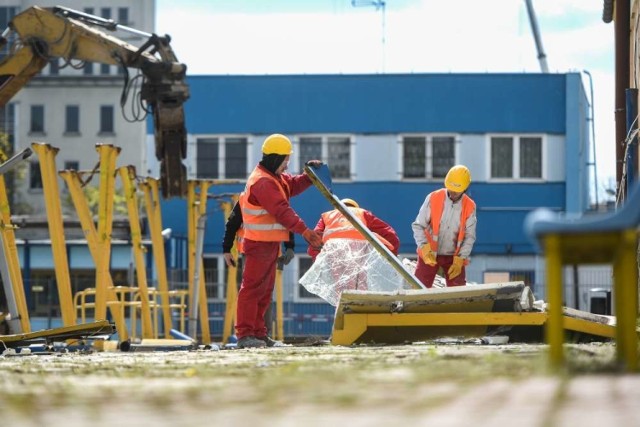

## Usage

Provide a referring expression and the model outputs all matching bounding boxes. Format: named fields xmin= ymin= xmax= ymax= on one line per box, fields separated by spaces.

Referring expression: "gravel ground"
xmin=1 ymin=342 xmax=639 ymax=427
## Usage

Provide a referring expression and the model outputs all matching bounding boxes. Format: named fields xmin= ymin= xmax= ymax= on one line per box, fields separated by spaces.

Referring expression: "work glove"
xmin=278 ymin=248 xmax=295 ymax=266
xmin=418 ymin=244 xmax=437 ymax=266
xmin=305 ymin=160 xmax=324 ymax=169
xmin=302 ymin=228 xmax=323 ymax=250
xmin=223 ymin=253 xmax=237 ymax=268
xmin=447 ymin=256 xmax=465 ymax=279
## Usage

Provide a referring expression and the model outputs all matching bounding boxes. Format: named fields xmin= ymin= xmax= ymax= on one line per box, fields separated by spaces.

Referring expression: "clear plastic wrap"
xmin=299 ymin=239 xmax=416 ymax=306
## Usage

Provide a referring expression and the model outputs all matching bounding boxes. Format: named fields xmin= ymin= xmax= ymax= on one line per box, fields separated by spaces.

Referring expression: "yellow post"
xmin=140 ymin=178 xmax=172 ymax=337
xmin=59 ymin=170 xmax=128 ymax=342
xmin=0 ymin=170 xmax=30 ymax=332
xmin=196 ymin=181 xmax=212 ymax=344
xmin=613 ymin=229 xmax=639 ymax=371
xmin=31 ymin=143 xmax=75 ymax=326
xmin=186 ymin=180 xmax=196 ymax=332
xmin=94 ymin=144 xmax=119 ymax=321
xmin=118 ymin=166 xmax=154 ymax=339
xmin=221 ymin=198 xmax=238 ymax=344
xmin=275 ymin=256 xmax=284 ymax=341
xmin=543 ymin=234 xmax=564 ymax=369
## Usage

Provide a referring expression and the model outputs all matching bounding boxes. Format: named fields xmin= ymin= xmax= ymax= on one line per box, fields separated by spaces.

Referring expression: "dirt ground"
xmin=1 ymin=341 xmax=639 ymax=427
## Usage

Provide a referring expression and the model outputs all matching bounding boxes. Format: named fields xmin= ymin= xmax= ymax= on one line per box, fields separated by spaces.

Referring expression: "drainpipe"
xmin=614 ymin=0 xmax=630 ymax=199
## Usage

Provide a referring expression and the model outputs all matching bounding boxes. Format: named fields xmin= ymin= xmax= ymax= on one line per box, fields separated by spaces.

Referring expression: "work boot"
xmin=257 ymin=336 xmax=285 ymax=347
xmin=237 ymin=336 xmax=266 ymax=349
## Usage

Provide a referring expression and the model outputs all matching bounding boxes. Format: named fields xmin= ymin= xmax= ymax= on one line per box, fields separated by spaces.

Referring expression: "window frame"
xmin=399 ymin=133 xmax=458 ymax=181
xmin=195 ymin=135 xmax=250 ymax=180
xmin=293 ymin=134 xmax=354 ymax=181
xmin=29 ymin=105 xmax=45 ymax=134
xmin=65 ymin=105 xmax=80 ymax=135
xmin=487 ymin=134 xmax=545 ymax=181
xmin=29 ymin=161 xmax=43 ymax=190
xmin=99 ymin=105 xmax=115 ymax=134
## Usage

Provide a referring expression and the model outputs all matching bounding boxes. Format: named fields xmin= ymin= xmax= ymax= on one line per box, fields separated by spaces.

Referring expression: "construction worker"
xmin=307 ymin=198 xmax=400 ymax=260
xmin=236 ymin=133 xmax=323 ymax=349
xmin=412 ymin=165 xmax=477 ymax=288
xmin=222 ymin=200 xmax=295 ymax=340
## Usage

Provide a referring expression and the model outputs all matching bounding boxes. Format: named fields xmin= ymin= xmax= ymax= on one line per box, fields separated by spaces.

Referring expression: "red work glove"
xmin=302 ymin=228 xmax=323 ymax=250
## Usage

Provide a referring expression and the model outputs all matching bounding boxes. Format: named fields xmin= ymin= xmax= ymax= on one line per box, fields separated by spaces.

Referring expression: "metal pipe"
xmin=524 ymin=0 xmax=549 ymax=73
xmin=583 ymin=70 xmax=599 ymax=208
xmin=614 ymin=0 xmax=631 ymax=199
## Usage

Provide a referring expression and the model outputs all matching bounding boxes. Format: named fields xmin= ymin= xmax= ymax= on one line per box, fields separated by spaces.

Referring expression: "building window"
xmin=64 ymin=160 xmax=79 ymax=171
xmin=0 ymin=7 xmax=18 ymax=58
xmin=49 ymin=59 xmax=59 ymax=75
xmin=117 ymin=7 xmax=129 ymax=25
xmin=298 ymin=136 xmax=351 ymax=179
xmin=100 ymin=8 xmax=111 ymax=19
xmin=196 ymin=136 xmax=248 ymax=179
xmin=0 ymin=103 xmax=16 ymax=144
xmin=65 ymin=105 xmax=80 ymax=134
xmin=30 ymin=105 xmax=44 ymax=133
xmin=490 ymin=135 xmax=543 ymax=179
xmin=83 ymin=62 xmax=93 ymax=75
xmin=402 ymin=135 xmax=455 ymax=179
xmin=100 ymin=63 xmax=110 ymax=75
xmin=83 ymin=7 xmax=94 ymax=15
xmin=99 ymin=105 xmax=114 ymax=134
xmin=297 ymin=257 xmax=322 ymax=300
xmin=29 ymin=162 xmax=42 ymax=189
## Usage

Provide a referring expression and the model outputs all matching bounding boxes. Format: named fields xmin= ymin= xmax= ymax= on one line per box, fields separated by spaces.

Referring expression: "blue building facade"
xmin=147 ymin=72 xmax=591 ymax=338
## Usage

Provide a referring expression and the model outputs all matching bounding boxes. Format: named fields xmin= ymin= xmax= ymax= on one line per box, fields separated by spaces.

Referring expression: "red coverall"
xmin=236 ymin=165 xmax=311 ymax=339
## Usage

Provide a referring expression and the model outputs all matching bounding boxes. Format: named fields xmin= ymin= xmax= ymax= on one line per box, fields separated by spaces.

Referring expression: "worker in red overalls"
xmin=236 ymin=134 xmax=323 ymax=349
xmin=412 ymin=165 xmax=477 ymax=288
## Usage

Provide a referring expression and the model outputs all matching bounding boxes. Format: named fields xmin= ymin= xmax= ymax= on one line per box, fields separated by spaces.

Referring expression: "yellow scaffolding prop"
xmin=220 ymin=196 xmax=239 ymax=344
xmin=31 ymin=143 xmax=75 ymax=326
xmin=0 ymin=160 xmax=30 ymax=332
xmin=186 ymin=180 xmax=211 ymax=344
xmin=59 ymin=168 xmax=128 ymax=342
xmin=140 ymin=178 xmax=172 ymax=337
xmin=118 ymin=165 xmax=154 ymax=339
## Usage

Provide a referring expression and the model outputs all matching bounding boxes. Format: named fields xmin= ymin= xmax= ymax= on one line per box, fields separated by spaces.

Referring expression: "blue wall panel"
xmin=160 ymin=181 xmax=565 ymax=259
xmin=174 ymin=74 xmax=566 ymax=135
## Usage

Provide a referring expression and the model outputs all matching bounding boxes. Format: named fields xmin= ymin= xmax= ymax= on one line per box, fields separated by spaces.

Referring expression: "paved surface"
xmin=0 ymin=343 xmax=638 ymax=427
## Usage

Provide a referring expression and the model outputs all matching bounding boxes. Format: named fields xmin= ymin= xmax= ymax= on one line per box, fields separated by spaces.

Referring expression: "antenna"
xmin=351 ymin=0 xmax=386 ymax=72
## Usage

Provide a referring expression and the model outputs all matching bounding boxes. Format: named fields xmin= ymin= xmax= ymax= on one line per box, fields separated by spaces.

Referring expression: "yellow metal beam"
xmin=220 ymin=198 xmax=239 ymax=345
xmin=141 ymin=178 xmax=172 ymax=337
xmin=0 ymin=171 xmax=30 ymax=332
xmin=59 ymin=170 xmax=128 ymax=342
xmin=31 ymin=143 xmax=75 ymax=326
xmin=195 ymin=181 xmax=212 ymax=344
xmin=118 ymin=166 xmax=154 ymax=339
xmin=331 ymin=312 xmax=548 ymax=346
xmin=94 ymin=144 xmax=119 ymax=321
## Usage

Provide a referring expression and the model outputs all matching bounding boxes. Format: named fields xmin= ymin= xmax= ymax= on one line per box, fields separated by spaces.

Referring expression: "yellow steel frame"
xmin=31 ymin=143 xmax=75 ymax=326
xmin=330 ymin=311 xmax=620 ymax=347
xmin=59 ymin=168 xmax=128 ymax=341
xmin=220 ymin=197 xmax=239 ymax=345
xmin=118 ymin=165 xmax=153 ymax=338
xmin=94 ymin=144 xmax=119 ymax=320
xmin=0 ymin=169 xmax=30 ymax=332
xmin=140 ymin=178 xmax=173 ymax=337
xmin=186 ymin=180 xmax=211 ymax=344
xmin=542 ymin=231 xmax=639 ymax=371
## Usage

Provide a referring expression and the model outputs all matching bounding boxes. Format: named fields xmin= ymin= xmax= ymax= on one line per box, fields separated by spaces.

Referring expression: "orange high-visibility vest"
xmin=424 ymin=188 xmax=475 ymax=256
xmin=239 ymin=168 xmax=290 ymax=242
xmin=321 ymin=208 xmax=394 ymax=251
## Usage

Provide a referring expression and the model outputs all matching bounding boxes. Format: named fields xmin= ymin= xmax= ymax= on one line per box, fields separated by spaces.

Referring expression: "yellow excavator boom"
xmin=0 ymin=5 xmax=189 ymax=197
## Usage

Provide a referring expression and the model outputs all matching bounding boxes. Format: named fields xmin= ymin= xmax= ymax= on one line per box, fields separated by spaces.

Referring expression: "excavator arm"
xmin=0 ymin=5 xmax=189 ymax=197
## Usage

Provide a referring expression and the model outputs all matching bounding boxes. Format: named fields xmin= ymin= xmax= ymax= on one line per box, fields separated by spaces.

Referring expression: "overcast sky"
xmin=156 ymin=0 xmax=616 ymax=198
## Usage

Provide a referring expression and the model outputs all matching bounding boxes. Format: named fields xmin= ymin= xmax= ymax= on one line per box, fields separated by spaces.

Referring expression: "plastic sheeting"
xmin=299 ymin=239 xmax=416 ymax=306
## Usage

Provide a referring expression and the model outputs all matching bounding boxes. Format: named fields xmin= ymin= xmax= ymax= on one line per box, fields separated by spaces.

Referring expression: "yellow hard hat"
xmin=262 ymin=134 xmax=293 ymax=155
xmin=341 ymin=198 xmax=359 ymax=208
xmin=444 ymin=165 xmax=471 ymax=193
